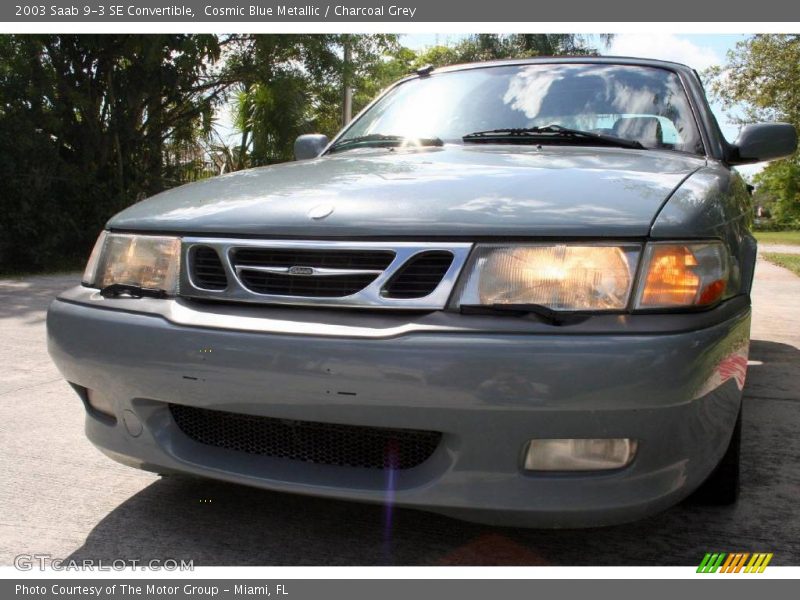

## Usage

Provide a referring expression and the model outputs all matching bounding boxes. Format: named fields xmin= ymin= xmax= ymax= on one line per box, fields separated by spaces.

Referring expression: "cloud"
xmin=607 ymin=34 xmax=721 ymax=71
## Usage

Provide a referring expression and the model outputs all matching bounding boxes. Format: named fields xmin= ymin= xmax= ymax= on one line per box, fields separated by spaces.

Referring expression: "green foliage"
xmin=224 ymin=34 xmax=399 ymax=166
xmin=753 ymin=231 xmax=800 ymax=245
xmin=753 ymin=159 xmax=800 ymax=227
xmin=708 ymin=35 xmax=800 ymax=125
xmin=220 ymin=33 xmax=607 ymax=165
xmin=428 ymin=34 xmax=605 ymax=65
xmin=0 ymin=34 xmax=224 ymax=271
xmin=762 ymin=252 xmax=800 ymax=277
xmin=708 ymin=35 xmax=800 ymax=227
xmin=0 ymin=33 xmax=606 ymax=273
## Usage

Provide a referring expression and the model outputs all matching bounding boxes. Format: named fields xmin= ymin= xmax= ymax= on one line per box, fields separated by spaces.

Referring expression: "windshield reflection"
xmin=338 ymin=64 xmax=703 ymax=154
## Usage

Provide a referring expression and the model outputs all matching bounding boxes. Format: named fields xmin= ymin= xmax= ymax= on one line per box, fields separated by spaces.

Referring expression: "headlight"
xmin=455 ymin=244 xmax=641 ymax=311
xmin=82 ymin=232 xmax=181 ymax=295
xmin=454 ymin=241 xmax=731 ymax=313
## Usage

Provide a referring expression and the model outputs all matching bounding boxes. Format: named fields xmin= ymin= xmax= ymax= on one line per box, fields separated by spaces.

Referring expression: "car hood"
xmin=109 ymin=145 xmax=705 ymax=238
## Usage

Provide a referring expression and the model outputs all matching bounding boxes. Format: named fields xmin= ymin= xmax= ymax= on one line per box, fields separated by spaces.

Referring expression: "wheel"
xmin=687 ymin=406 xmax=741 ymax=505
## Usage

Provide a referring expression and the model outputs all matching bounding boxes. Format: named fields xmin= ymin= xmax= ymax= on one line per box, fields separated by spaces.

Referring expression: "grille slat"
xmin=383 ymin=251 xmax=454 ymax=299
xmin=190 ymin=246 xmax=228 ymax=290
xmin=234 ymin=249 xmax=395 ymax=270
xmin=238 ymin=271 xmax=377 ymax=297
xmin=169 ymin=404 xmax=442 ymax=470
xmin=232 ymin=248 xmax=395 ymax=298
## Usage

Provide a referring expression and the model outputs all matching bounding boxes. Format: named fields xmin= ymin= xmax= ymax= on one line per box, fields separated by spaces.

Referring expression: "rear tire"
xmin=687 ymin=406 xmax=741 ymax=505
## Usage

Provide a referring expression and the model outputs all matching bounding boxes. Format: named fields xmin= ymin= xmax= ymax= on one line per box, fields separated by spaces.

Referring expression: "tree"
xmin=225 ymin=34 xmax=605 ymax=168
xmin=708 ymin=35 xmax=800 ymax=226
xmin=413 ymin=34 xmax=609 ymax=68
xmin=752 ymin=160 xmax=800 ymax=226
xmin=0 ymin=34 xmax=227 ymax=271
xmin=0 ymin=33 xmax=611 ymax=273
xmin=224 ymin=34 xmax=399 ymax=167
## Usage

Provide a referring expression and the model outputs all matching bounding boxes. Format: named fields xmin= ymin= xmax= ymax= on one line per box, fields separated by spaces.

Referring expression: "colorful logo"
xmin=697 ymin=553 xmax=773 ymax=573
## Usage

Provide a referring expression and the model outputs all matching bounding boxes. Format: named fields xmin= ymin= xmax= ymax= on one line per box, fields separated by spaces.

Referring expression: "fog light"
xmin=523 ymin=438 xmax=637 ymax=471
xmin=86 ymin=388 xmax=116 ymax=419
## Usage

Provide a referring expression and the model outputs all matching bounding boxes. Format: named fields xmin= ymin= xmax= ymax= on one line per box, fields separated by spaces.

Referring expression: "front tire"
xmin=687 ymin=407 xmax=742 ymax=505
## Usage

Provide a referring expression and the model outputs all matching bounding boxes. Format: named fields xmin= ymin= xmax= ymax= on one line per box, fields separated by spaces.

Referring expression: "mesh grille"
xmin=383 ymin=251 xmax=454 ymax=298
xmin=233 ymin=248 xmax=395 ymax=270
xmin=169 ymin=404 xmax=442 ymax=470
xmin=232 ymin=248 xmax=395 ymax=298
xmin=190 ymin=246 xmax=228 ymax=290
xmin=237 ymin=271 xmax=377 ymax=297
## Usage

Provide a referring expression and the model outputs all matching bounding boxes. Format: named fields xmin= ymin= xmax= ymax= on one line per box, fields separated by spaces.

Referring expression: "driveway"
xmin=1 ymin=248 xmax=799 ymax=566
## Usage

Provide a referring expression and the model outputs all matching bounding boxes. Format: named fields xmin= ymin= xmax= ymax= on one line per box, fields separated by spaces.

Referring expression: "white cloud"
xmin=607 ymin=34 xmax=721 ymax=71
xmin=605 ymin=35 xmax=769 ymax=177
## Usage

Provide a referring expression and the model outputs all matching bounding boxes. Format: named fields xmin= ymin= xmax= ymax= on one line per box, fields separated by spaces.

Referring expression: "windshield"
xmin=336 ymin=64 xmax=704 ymax=154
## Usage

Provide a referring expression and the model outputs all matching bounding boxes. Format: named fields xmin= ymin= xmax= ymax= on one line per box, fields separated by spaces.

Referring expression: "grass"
xmin=754 ymin=230 xmax=800 ymax=246
xmin=762 ymin=252 xmax=800 ymax=278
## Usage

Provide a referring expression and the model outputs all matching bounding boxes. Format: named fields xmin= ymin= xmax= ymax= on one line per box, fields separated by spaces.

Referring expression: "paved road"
xmin=1 ymin=248 xmax=799 ymax=567
xmin=756 ymin=243 xmax=800 ymax=255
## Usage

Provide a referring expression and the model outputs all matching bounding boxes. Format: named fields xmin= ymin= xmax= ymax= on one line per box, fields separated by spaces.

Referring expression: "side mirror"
xmin=294 ymin=134 xmax=329 ymax=160
xmin=730 ymin=123 xmax=797 ymax=164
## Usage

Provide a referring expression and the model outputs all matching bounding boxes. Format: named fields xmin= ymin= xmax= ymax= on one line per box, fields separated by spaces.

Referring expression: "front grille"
xmin=383 ymin=251 xmax=454 ymax=298
xmin=190 ymin=246 xmax=228 ymax=290
xmin=179 ymin=239 xmax=472 ymax=309
xmin=232 ymin=248 xmax=395 ymax=298
xmin=234 ymin=248 xmax=395 ymax=270
xmin=237 ymin=271 xmax=379 ymax=297
xmin=169 ymin=404 xmax=442 ymax=470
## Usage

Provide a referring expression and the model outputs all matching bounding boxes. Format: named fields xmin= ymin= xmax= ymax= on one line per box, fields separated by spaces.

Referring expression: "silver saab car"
xmin=47 ymin=57 xmax=797 ymax=527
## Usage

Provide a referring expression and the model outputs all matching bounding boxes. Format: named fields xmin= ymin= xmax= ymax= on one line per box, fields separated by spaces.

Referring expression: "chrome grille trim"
xmin=236 ymin=265 xmax=385 ymax=277
xmin=181 ymin=238 xmax=473 ymax=309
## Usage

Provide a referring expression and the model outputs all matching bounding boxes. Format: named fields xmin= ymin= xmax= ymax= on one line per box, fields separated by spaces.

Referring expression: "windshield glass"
xmin=337 ymin=64 xmax=704 ymax=154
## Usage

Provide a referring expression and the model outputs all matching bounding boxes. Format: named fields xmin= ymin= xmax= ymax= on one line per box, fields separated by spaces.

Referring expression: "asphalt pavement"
xmin=1 ymin=247 xmax=799 ymax=566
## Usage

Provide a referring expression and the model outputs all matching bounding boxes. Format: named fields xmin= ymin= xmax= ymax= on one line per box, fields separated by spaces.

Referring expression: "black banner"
xmin=6 ymin=579 xmax=799 ymax=600
xmin=4 ymin=0 xmax=800 ymax=22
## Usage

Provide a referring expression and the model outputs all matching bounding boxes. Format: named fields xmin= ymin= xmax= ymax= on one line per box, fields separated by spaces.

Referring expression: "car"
xmin=47 ymin=57 xmax=797 ymax=527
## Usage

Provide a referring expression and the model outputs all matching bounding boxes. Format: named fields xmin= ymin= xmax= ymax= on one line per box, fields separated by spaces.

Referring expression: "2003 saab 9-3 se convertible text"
xmin=47 ymin=57 xmax=798 ymax=527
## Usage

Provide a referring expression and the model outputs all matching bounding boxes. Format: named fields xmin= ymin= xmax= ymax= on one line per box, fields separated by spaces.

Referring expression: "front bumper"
xmin=47 ymin=289 xmax=750 ymax=527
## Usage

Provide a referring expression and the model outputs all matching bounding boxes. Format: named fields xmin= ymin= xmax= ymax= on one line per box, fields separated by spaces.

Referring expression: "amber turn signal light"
xmin=635 ymin=242 xmax=728 ymax=309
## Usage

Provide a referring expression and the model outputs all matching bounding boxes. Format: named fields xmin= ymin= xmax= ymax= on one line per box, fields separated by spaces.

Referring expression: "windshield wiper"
xmin=462 ymin=125 xmax=645 ymax=150
xmin=329 ymin=134 xmax=443 ymax=153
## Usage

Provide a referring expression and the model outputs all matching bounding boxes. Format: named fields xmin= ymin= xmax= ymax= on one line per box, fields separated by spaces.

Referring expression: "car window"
xmin=339 ymin=64 xmax=704 ymax=154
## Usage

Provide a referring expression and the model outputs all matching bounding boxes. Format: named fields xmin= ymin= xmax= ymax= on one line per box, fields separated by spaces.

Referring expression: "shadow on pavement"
xmin=0 ymin=274 xmax=79 ymax=323
xmin=63 ymin=457 xmax=797 ymax=566
xmin=746 ymin=339 xmax=800 ymax=401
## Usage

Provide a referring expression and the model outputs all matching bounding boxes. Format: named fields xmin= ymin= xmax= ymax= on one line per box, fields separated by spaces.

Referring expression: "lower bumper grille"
xmin=169 ymin=404 xmax=442 ymax=470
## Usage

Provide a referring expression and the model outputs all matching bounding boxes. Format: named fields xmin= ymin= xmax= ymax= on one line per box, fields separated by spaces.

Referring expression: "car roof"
xmin=420 ymin=55 xmax=696 ymax=77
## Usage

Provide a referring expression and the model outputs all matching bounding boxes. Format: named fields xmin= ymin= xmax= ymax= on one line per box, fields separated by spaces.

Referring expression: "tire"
xmin=686 ymin=407 xmax=741 ymax=505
